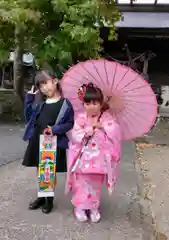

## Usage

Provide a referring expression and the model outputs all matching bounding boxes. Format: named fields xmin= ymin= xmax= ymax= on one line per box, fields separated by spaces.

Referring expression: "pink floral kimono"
xmin=65 ymin=111 xmax=121 ymax=210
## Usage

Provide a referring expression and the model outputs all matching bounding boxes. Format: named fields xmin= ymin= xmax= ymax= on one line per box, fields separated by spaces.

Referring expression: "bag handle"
xmin=43 ymin=127 xmax=53 ymax=136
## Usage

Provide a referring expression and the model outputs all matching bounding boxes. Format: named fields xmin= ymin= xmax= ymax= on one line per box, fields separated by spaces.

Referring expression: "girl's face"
xmin=84 ymin=100 xmax=102 ymax=117
xmin=39 ymin=78 xmax=58 ymax=98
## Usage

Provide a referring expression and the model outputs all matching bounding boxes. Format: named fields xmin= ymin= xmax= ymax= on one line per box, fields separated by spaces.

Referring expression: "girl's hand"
xmin=93 ymin=122 xmax=102 ymax=129
xmin=28 ymin=85 xmax=39 ymax=95
xmin=47 ymin=126 xmax=52 ymax=133
xmin=85 ymin=129 xmax=94 ymax=137
xmin=44 ymin=126 xmax=53 ymax=135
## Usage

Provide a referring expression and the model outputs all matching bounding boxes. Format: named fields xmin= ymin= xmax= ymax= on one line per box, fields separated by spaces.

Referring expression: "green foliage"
xmin=0 ymin=0 xmax=119 ymax=71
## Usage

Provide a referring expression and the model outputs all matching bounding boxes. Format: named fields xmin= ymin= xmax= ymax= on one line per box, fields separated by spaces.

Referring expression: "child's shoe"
xmin=42 ymin=197 xmax=54 ymax=214
xmin=28 ymin=197 xmax=45 ymax=210
xmin=90 ymin=209 xmax=101 ymax=223
xmin=74 ymin=208 xmax=88 ymax=222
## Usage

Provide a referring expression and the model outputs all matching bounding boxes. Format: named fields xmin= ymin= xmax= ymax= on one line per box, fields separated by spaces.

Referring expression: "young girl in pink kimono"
xmin=65 ymin=83 xmax=121 ymax=223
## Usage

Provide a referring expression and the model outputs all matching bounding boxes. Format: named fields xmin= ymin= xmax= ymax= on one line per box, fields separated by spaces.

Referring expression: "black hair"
xmin=82 ymin=83 xmax=109 ymax=111
xmin=83 ymin=83 xmax=104 ymax=104
xmin=35 ymin=70 xmax=62 ymax=96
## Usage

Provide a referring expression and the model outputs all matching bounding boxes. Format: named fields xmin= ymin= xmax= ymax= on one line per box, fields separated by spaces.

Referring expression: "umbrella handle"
xmin=71 ymin=112 xmax=103 ymax=172
xmin=83 ymin=111 xmax=103 ymax=145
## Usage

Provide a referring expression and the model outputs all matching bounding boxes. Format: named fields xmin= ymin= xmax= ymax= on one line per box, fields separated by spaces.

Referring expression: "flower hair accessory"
xmin=78 ymin=84 xmax=86 ymax=101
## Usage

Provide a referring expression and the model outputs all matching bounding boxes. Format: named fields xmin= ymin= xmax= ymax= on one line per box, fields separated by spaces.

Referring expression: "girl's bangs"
xmin=83 ymin=92 xmax=103 ymax=103
xmin=35 ymin=72 xmax=50 ymax=88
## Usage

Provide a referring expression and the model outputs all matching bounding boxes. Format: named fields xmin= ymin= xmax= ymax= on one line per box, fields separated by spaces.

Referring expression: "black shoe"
xmin=28 ymin=198 xmax=45 ymax=210
xmin=42 ymin=197 xmax=54 ymax=214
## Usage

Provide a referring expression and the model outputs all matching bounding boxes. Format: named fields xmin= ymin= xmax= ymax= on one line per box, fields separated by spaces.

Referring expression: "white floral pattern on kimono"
xmin=65 ymin=111 xmax=121 ymax=209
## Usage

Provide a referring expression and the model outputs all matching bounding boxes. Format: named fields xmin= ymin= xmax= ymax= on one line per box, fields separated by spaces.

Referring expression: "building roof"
xmin=115 ymin=0 xmax=169 ymax=28
xmin=116 ymin=0 xmax=169 ymax=12
xmin=117 ymin=0 xmax=169 ymax=5
xmin=115 ymin=12 xmax=169 ymax=28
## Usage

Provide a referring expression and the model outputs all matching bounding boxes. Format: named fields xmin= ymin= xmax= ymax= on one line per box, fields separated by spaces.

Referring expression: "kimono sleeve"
xmin=70 ymin=114 xmax=92 ymax=144
xmin=102 ymin=116 xmax=121 ymax=161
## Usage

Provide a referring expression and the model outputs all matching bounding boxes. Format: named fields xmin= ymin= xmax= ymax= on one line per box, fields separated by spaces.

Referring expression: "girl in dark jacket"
xmin=22 ymin=70 xmax=74 ymax=214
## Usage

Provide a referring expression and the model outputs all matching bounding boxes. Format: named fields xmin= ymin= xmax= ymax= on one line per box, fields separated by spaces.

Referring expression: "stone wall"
xmin=0 ymin=89 xmax=24 ymax=122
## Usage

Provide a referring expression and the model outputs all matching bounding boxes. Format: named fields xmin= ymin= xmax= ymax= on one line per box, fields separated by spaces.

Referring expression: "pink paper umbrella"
xmin=61 ymin=59 xmax=158 ymax=140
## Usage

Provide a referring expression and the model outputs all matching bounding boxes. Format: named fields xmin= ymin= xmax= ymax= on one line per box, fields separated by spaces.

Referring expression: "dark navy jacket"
xmin=23 ymin=93 xmax=74 ymax=149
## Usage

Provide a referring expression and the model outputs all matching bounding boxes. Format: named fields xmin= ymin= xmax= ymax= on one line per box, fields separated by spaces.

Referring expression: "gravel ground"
xmin=0 ymin=124 xmax=143 ymax=239
xmin=140 ymin=145 xmax=169 ymax=238
xmin=0 ymin=124 xmax=26 ymax=166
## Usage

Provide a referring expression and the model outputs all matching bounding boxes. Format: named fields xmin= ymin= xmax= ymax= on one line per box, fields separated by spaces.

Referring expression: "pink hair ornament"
xmin=77 ymin=84 xmax=86 ymax=101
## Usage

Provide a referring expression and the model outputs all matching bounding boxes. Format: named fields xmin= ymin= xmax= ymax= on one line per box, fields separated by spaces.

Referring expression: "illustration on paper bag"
xmin=38 ymin=133 xmax=57 ymax=197
xmin=38 ymin=151 xmax=56 ymax=192
xmin=40 ymin=134 xmax=56 ymax=151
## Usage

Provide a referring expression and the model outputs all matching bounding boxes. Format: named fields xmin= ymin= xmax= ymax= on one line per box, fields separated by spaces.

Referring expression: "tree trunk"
xmin=13 ymin=26 xmax=24 ymax=102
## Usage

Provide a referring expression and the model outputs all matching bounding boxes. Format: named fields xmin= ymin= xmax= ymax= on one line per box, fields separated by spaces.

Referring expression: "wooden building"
xmin=102 ymin=0 xmax=169 ymax=109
